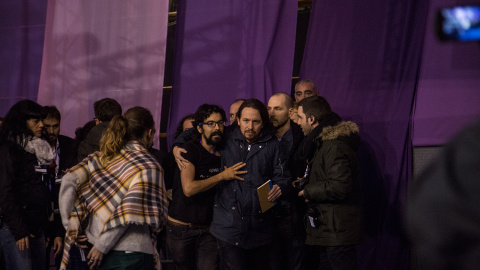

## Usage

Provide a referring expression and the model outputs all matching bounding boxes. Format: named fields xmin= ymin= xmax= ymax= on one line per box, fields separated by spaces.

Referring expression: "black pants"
xmin=305 ymin=245 xmax=358 ymax=270
xmin=217 ymin=239 xmax=272 ymax=270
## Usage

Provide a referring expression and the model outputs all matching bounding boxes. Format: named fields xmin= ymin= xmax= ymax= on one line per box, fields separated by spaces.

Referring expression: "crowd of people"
xmin=0 ymin=79 xmax=364 ymax=270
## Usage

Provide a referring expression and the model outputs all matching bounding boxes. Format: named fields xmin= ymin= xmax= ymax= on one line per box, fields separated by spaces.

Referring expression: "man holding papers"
xmin=209 ymin=99 xmax=290 ymax=270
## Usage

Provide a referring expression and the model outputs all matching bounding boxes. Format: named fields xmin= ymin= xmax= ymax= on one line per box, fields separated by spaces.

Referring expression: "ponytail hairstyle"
xmin=100 ymin=106 xmax=154 ymax=162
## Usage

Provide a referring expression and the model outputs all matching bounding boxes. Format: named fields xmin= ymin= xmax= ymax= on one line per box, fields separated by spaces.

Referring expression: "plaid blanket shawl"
xmin=60 ymin=141 xmax=168 ymax=270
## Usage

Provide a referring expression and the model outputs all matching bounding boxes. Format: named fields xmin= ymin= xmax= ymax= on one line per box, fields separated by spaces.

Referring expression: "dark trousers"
xmin=305 ymin=245 xmax=358 ymax=270
xmin=217 ymin=239 xmax=272 ymax=270
xmin=166 ymin=223 xmax=219 ymax=270
xmin=100 ymin=251 xmax=154 ymax=270
xmin=270 ymin=207 xmax=305 ymax=270
xmin=66 ymin=244 xmax=91 ymax=270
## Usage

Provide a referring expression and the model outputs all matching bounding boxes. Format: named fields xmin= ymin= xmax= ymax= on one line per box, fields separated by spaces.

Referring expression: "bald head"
xmin=230 ymin=99 xmax=245 ymax=124
xmin=294 ymin=80 xmax=317 ymax=102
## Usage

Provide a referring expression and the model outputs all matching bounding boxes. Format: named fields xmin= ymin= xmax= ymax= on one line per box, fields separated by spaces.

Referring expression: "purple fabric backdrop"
xmin=167 ymin=0 xmax=297 ymax=148
xmin=300 ymin=1 xmax=428 ymax=269
xmin=37 ymin=0 xmax=168 ymax=146
xmin=0 ymin=1 xmax=47 ymax=117
xmin=412 ymin=0 xmax=480 ymax=146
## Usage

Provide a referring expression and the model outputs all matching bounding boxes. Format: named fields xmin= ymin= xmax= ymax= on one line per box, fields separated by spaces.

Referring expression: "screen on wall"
xmin=437 ymin=5 xmax=480 ymax=41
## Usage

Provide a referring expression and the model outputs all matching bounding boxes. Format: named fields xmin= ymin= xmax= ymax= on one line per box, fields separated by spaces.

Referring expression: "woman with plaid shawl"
xmin=59 ymin=106 xmax=168 ymax=270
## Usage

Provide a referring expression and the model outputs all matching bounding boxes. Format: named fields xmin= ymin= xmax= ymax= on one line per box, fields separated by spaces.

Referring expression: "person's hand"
xmin=268 ymin=184 xmax=282 ymax=201
xmin=74 ymin=234 xmax=89 ymax=249
xmin=166 ymin=189 xmax=173 ymax=200
xmin=45 ymin=237 xmax=51 ymax=248
xmin=16 ymin=236 xmax=29 ymax=250
xmin=221 ymin=162 xmax=247 ymax=181
xmin=173 ymin=146 xmax=189 ymax=170
xmin=53 ymin=236 xmax=63 ymax=257
xmin=87 ymin=247 xmax=104 ymax=269
xmin=298 ymin=190 xmax=309 ymax=203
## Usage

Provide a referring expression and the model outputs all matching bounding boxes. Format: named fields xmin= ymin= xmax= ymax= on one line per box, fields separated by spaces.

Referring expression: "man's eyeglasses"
xmin=199 ymin=120 xmax=225 ymax=128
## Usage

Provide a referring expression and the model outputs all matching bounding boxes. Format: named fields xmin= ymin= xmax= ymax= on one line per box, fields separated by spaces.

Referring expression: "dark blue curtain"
xmin=300 ymin=1 xmax=429 ymax=269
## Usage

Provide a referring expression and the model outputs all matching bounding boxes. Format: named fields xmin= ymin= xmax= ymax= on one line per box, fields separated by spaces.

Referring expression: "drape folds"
xmin=38 ymin=0 xmax=169 ymax=143
xmin=412 ymin=0 xmax=480 ymax=146
xmin=300 ymin=1 xmax=428 ymax=269
xmin=0 ymin=1 xmax=47 ymax=116
xmin=167 ymin=0 xmax=297 ymax=148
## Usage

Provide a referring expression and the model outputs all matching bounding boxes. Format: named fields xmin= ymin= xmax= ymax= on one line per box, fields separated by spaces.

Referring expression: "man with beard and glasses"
xmin=42 ymin=106 xmax=74 ymax=270
xmin=167 ymin=104 xmax=246 ymax=270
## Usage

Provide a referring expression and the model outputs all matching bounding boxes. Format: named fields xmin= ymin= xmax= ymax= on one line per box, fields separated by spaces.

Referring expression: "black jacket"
xmin=0 ymin=143 xmax=50 ymax=240
xmin=77 ymin=121 xmax=109 ymax=162
xmin=210 ymin=126 xmax=291 ymax=248
xmin=303 ymin=121 xmax=363 ymax=246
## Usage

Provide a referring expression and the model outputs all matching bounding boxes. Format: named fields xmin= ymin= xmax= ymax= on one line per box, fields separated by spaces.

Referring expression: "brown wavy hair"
xmin=100 ymin=106 xmax=154 ymax=162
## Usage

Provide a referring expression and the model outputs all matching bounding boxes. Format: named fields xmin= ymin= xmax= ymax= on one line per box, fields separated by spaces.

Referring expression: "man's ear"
xmin=288 ymin=107 xmax=294 ymax=118
xmin=308 ymin=115 xmax=316 ymax=125
xmin=197 ymin=125 xmax=202 ymax=134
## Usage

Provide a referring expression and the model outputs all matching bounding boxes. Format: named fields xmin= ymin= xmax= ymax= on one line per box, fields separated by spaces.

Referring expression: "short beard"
xmin=203 ymin=131 xmax=223 ymax=146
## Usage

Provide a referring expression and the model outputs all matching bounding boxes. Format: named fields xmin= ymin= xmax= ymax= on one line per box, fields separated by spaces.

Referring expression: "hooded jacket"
xmin=303 ymin=121 xmax=363 ymax=246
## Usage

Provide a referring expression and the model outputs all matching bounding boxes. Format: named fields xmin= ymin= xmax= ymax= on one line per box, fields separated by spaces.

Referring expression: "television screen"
xmin=437 ymin=6 xmax=480 ymax=41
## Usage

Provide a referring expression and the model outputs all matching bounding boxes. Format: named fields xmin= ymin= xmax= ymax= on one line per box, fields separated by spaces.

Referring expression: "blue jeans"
xmin=0 ymin=222 xmax=46 ymax=270
xmin=166 ymin=223 xmax=219 ymax=270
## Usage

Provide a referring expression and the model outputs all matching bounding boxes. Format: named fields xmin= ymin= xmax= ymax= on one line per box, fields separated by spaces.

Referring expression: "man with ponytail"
xmin=59 ymin=106 xmax=168 ymax=270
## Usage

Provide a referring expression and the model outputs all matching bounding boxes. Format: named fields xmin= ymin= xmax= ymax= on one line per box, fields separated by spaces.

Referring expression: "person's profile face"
xmin=267 ymin=95 xmax=290 ymax=129
xmin=297 ymin=106 xmax=313 ymax=136
xmin=27 ymin=118 xmax=44 ymax=138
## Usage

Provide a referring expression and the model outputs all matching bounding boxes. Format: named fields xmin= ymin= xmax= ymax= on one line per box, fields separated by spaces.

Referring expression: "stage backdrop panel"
xmin=38 ymin=0 xmax=168 ymax=146
xmin=300 ymin=0 xmax=428 ymax=269
xmin=412 ymin=0 xmax=480 ymax=147
xmin=0 ymin=1 xmax=48 ymax=117
xmin=167 ymin=0 xmax=297 ymax=148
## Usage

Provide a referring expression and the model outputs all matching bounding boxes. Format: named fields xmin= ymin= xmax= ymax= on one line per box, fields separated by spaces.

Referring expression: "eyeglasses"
xmin=199 ymin=120 xmax=225 ymax=128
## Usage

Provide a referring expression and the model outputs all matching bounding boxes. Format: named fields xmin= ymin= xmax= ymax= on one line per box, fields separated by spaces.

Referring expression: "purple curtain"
xmin=0 ymin=1 xmax=47 ymax=117
xmin=167 ymin=0 xmax=297 ymax=148
xmin=37 ymin=0 xmax=168 ymax=145
xmin=300 ymin=1 xmax=428 ymax=269
xmin=412 ymin=0 xmax=480 ymax=146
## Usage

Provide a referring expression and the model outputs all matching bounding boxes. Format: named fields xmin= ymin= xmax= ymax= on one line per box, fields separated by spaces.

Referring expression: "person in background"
xmin=59 ymin=106 xmax=168 ymax=270
xmin=229 ymin=99 xmax=245 ymax=126
xmin=42 ymin=106 xmax=75 ymax=270
xmin=406 ymin=118 xmax=480 ymax=270
xmin=0 ymin=100 xmax=54 ymax=270
xmin=267 ymin=93 xmax=306 ymax=270
xmin=77 ymin=98 xmax=122 ymax=162
xmin=294 ymin=80 xmax=318 ymax=103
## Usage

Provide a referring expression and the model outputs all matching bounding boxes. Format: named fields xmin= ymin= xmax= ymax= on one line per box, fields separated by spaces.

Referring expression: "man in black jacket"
xmin=267 ymin=93 xmax=306 ymax=270
xmin=297 ymin=96 xmax=362 ymax=269
xmin=42 ymin=105 xmax=75 ymax=269
xmin=77 ymin=98 xmax=122 ymax=162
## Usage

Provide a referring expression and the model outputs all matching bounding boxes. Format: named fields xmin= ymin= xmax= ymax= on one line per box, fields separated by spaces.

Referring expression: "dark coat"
xmin=0 ymin=143 xmax=50 ymax=240
xmin=209 ymin=126 xmax=290 ymax=249
xmin=303 ymin=121 xmax=363 ymax=246
xmin=77 ymin=121 xmax=109 ymax=162
xmin=49 ymin=135 xmax=74 ymax=239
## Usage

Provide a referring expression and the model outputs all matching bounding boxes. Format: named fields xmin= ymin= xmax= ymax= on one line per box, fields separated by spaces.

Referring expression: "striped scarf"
xmin=60 ymin=141 xmax=168 ymax=270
